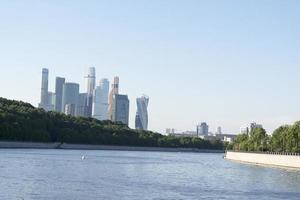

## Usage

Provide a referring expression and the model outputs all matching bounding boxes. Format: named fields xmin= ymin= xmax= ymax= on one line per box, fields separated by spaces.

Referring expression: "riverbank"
xmin=0 ymin=141 xmax=224 ymax=153
xmin=225 ymin=151 xmax=300 ymax=169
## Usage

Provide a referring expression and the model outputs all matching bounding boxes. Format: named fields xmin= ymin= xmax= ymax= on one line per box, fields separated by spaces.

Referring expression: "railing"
xmin=226 ymin=150 xmax=300 ymax=156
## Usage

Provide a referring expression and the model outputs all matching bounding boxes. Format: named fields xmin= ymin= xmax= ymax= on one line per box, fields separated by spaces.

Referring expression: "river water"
xmin=0 ymin=149 xmax=299 ymax=200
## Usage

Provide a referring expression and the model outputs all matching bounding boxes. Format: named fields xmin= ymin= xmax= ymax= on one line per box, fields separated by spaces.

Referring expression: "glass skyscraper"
xmin=77 ymin=93 xmax=88 ymax=117
xmin=135 ymin=95 xmax=149 ymax=130
xmin=112 ymin=94 xmax=129 ymax=125
xmin=93 ymin=79 xmax=110 ymax=120
xmin=38 ymin=68 xmax=49 ymax=110
xmin=85 ymin=67 xmax=96 ymax=117
xmin=62 ymin=82 xmax=80 ymax=115
xmin=108 ymin=77 xmax=119 ymax=120
xmin=55 ymin=77 xmax=65 ymax=112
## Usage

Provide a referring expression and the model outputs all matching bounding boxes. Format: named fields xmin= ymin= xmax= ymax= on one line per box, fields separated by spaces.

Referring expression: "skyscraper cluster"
xmin=38 ymin=67 xmax=149 ymax=130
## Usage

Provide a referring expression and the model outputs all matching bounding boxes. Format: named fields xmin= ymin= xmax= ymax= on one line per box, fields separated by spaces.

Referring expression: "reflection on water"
xmin=0 ymin=149 xmax=299 ymax=200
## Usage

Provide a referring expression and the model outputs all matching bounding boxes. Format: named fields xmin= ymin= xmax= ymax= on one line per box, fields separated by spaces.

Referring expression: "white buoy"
xmin=81 ymin=156 xmax=86 ymax=160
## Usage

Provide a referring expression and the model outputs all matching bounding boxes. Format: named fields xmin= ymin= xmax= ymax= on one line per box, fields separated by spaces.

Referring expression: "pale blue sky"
xmin=0 ymin=0 xmax=300 ymax=134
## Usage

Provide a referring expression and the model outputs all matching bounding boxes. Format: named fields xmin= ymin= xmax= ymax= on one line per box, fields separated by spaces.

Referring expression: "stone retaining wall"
xmin=225 ymin=151 xmax=300 ymax=169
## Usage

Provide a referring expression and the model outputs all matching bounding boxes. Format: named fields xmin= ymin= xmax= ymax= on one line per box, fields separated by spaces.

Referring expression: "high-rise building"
xmin=77 ymin=93 xmax=88 ymax=117
xmin=197 ymin=122 xmax=209 ymax=136
xmin=62 ymin=82 xmax=79 ymax=115
xmin=38 ymin=68 xmax=51 ymax=110
xmin=216 ymin=126 xmax=222 ymax=135
xmin=112 ymin=94 xmax=129 ymax=125
xmin=47 ymin=92 xmax=56 ymax=111
xmin=85 ymin=67 xmax=96 ymax=95
xmin=108 ymin=77 xmax=119 ymax=120
xmin=135 ymin=95 xmax=149 ymax=130
xmin=55 ymin=77 xmax=65 ymax=112
xmin=85 ymin=67 xmax=96 ymax=117
xmin=93 ymin=79 xmax=110 ymax=120
xmin=64 ymin=104 xmax=76 ymax=116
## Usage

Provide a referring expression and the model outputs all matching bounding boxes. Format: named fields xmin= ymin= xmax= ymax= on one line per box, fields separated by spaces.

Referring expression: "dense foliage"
xmin=0 ymin=97 xmax=224 ymax=150
xmin=229 ymin=123 xmax=300 ymax=153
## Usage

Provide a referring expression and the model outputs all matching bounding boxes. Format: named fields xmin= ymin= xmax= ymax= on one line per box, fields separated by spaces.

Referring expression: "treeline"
xmin=228 ymin=122 xmax=300 ymax=153
xmin=0 ymin=97 xmax=224 ymax=150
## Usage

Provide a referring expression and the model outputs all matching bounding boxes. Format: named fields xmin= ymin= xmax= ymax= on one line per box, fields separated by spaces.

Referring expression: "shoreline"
xmin=0 ymin=141 xmax=224 ymax=153
xmin=225 ymin=151 xmax=300 ymax=169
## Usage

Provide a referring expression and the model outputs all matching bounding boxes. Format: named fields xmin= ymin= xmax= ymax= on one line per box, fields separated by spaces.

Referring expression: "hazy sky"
xmin=0 ymin=0 xmax=300 ymax=134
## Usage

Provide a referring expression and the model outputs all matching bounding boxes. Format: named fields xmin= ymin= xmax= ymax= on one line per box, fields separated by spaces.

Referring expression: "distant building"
xmin=62 ymin=82 xmax=79 ymax=115
xmin=64 ymin=104 xmax=76 ymax=116
xmin=112 ymin=94 xmax=129 ymax=125
xmin=216 ymin=134 xmax=237 ymax=143
xmin=77 ymin=93 xmax=88 ymax=117
xmin=47 ymin=92 xmax=56 ymax=111
xmin=216 ymin=126 xmax=222 ymax=135
xmin=93 ymin=79 xmax=110 ymax=120
xmin=55 ymin=77 xmax=65 ymax=112
xmin=84 ymin=67 xmax=96 ymax=117
xmin=250 ymin=122 xmax=263 ymax=133
xmin=240 ymin=126 xmax=249 ymax=135
xmin=39 ymin=68 xmax=53 ymax=111
xmin=135 ymin=95 xmax=149 ymax=130
xmin=108 ymin=77 xmax=119 ymax=120
xmin=166 ymin=128 xmax=176 ymax=134
xmin=197 ymin=122 xmax=209 ymax=136
xmin=40 ymin=68 xmax=49 ymax=105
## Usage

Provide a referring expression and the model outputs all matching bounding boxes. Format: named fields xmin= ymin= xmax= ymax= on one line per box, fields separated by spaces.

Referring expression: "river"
xmin=0 ymin=149 xmax=299 ymax=200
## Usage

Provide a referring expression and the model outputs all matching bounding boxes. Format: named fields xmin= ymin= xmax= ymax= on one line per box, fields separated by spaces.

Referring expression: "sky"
xmin=0 ymin=0 xmax=300 ymax=134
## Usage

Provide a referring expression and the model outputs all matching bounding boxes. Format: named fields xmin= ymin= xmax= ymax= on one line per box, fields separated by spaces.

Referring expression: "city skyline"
xmin=1 ymin=1 xmax=300 ymax=134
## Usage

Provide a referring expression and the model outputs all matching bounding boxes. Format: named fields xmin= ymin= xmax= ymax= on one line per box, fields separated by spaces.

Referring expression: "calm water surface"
xmin=0 ymin=149 xmax=299 ymax=200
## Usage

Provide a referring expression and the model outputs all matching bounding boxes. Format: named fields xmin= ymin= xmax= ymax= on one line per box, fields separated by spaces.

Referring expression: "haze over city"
xmin=1 ymin=0 xmax=300 ymax=134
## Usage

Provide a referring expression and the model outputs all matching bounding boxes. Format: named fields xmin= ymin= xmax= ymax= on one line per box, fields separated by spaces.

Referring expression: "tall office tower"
xmin=85 ymin=67 xmax=96 ymax=117
xmin=197 ymin=122 xmax=209 ymax=136
xmin=135 ymin=95 xmax=149 ymax=130
xmin=62 ymin=83 xmax=80 ymax=115
xmin=77 ymin=93 xmax=88 ymax=117
xmin=47 ymin=92 xmax=56 ymax=111
xmin=93 ymin=79 xmax=110 ymax=120
xmin=112 ymin=94 xmax=129 ymax=125
xmin=38 ymin=68 xmax=49 ymax=109
xmin=85 ymin=67 xmax=96 ymax=95
xmin=108 ymin=77 xmax=119 ymax=120
xmin=55 ymin=77 xmax=65 ymax=112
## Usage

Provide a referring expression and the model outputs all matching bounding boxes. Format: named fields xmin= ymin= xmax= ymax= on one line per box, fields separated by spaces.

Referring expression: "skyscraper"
xmin=85 ymin=67 xmax=96 ymax=117
xmin=55 ymin=77 xmax=65 ymax=112
xmin=93 ymin=79 xmax=110 ymax=120
xmin=38 ymin=68 xmax=54 ymax=111
xmin=197 ymin=122 xmax=209 ymax=136
xmin=108 ymin=77 xmax=119 ymax=120
xmin=62 ymin=82 xmax=80 ymax=115
xmin=112 ymin=94 xmax=129 ymax=125
xmin=135 ymin=95 xmax=149 ymax=130
xmin=77 ymin=93 xmax=88 ymax=117
xmin=85 ymin=67 xmax=96 ymax=95
xmin=39 ymin=68 xmax=49 ymax=109
xmin=47 ymin=92 xmax=56 ymax=111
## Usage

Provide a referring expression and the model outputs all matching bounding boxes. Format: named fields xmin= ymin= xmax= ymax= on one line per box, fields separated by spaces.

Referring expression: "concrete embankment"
xmin=0 ymin=141 xmax=224 ymax=153
xmin=225 ymin=151 xmax=300 ymax=169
